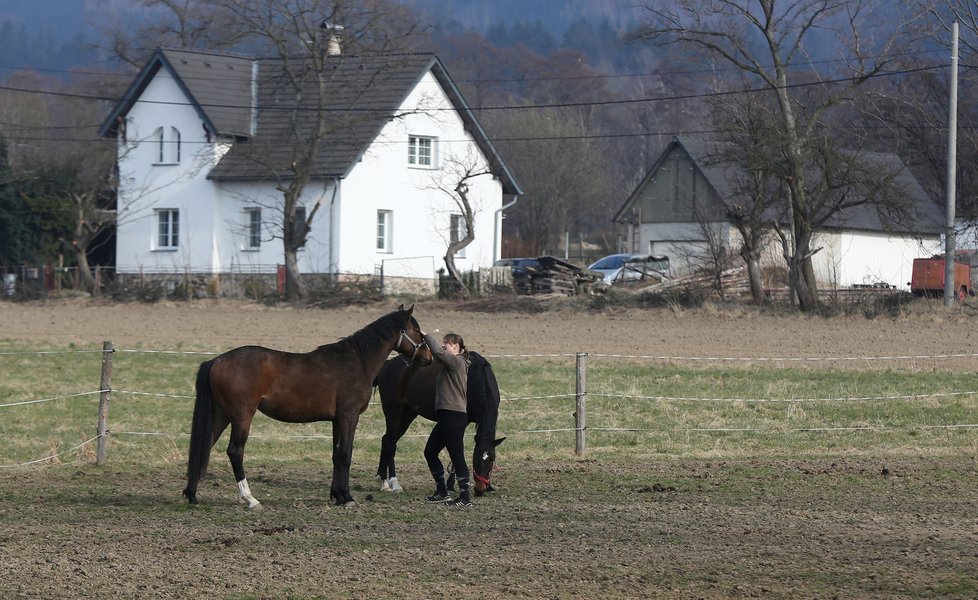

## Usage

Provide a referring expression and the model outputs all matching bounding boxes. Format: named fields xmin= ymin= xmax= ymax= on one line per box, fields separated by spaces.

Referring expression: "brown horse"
xmin=374 ymin=351 xmax=504 ymax=497
xmin=183 ymin=304 xmax=431 ymax=508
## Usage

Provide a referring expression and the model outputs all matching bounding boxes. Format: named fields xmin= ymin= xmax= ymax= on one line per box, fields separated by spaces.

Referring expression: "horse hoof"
xmin=380 ymin=479 xmax=393 ymax=492
xmin=342 ymin=500 xmax=357 ymax=508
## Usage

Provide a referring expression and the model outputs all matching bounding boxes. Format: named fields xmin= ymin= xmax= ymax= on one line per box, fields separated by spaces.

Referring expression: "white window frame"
xmin=155 ymin=209 xmax=179 ymax=250
xmin=376 ymin=209 xmax=393 ymax=253
xmin=450 ymin=213 xmax=466 ymax=258
xmin=244 ymin=207 xmax=261 ymax=250
xmin=408 ymin=135 xmax=436 ymax=168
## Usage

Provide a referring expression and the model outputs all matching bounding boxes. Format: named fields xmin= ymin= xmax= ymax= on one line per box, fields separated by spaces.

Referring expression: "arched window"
xmin=152 ymin=126 xmax=182 ymax=164
xmin=170 ymin=127 xmax=181 ymax=163
xmin=153 ymin=127 xmax=164 ymax=163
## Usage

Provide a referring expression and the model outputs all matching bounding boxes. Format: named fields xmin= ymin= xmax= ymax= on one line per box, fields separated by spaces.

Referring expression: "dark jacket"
xmin=466 ymin=351 xmax=500 ymax=432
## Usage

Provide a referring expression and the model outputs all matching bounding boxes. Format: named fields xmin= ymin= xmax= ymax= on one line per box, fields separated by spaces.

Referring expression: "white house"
xmin=614 ymin=136 xmax=943 ymax=291
xmin=99 ymin=47 xmax=521 ymax=293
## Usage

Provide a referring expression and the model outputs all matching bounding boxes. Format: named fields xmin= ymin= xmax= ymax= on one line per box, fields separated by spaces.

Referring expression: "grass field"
xmin=3 ymin=342 xmax=978 ymax=466
xmin=2 ymin=338 xmax=978 ymax=598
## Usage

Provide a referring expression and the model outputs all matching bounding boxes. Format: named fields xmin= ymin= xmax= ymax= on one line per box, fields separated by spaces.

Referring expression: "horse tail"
xmin=183 ymin=359 xmax=215 ymax=504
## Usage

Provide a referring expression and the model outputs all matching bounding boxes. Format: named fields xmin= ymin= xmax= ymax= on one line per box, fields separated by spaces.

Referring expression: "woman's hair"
xmin=443 ymin=332 xmax=468 ymax=358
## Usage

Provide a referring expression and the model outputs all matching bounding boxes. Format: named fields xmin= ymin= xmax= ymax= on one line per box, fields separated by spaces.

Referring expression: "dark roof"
xmin=99 ymin=48 xmax=255 ymax=138
xmin=101 ymin=48 xmax=521 ymax=195
xmin=617 ymin=135 xmax=941 ymax=236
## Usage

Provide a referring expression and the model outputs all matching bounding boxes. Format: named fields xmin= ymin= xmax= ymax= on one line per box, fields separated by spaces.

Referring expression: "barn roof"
xmin=616 ymin=135 xmax=942 ymax=236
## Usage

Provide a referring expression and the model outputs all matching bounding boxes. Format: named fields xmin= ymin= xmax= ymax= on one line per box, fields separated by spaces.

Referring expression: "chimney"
xmin=321 ymin=22 xmax=344 ymax=56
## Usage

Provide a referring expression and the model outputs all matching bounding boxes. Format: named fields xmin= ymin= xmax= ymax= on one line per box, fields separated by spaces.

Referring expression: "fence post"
xmin=575 ymin=352 xmax=587 ymax=456
xmin=96 ymin=341 xmax=113 ymax=465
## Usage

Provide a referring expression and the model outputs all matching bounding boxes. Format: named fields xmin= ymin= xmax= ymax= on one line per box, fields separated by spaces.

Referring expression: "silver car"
xmin=587 ymin=253 xmax=670 ymax=286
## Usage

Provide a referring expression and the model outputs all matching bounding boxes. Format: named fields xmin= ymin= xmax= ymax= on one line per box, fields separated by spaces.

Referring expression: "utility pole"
xmin=944 ymin=21 xmax=959 ymax=307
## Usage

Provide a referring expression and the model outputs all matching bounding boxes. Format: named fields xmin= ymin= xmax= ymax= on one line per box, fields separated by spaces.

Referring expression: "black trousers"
xmin=424 ymin=409 xmax=469 ymax=484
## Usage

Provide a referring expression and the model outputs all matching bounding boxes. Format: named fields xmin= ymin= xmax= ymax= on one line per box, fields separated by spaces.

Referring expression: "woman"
xmin=421 ymin=330 xmax=472 ymax=507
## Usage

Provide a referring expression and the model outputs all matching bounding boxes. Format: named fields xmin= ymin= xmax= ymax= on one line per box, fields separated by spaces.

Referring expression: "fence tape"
xmin=0 ymin=349 xmax=107 ymax=356
xmin=0 ymin=389 xmax=106 ymax=409
xmin=0 ymin=433 xmax=102 ymax=468
xmin=588 ymin=391 xmax=978 ymax=403
xmin=588 ymin=352 xmax=978 ymax=363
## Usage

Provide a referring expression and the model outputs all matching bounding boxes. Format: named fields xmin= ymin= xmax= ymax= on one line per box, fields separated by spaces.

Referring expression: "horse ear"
xmin=403 ymin=303 xmax=414 ymax=315
xmin=494 ymin=437 xmax=506 ymax=446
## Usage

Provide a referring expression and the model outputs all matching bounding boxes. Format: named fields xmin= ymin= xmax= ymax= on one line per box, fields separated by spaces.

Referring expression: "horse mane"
xmin=338 ymin=310 xmax=412 ymax=371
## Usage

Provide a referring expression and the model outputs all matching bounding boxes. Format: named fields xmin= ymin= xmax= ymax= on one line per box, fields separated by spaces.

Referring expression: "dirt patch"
xmin=2 ymin=297 xmax=978 ymax=598
xmin=3 ymin=296 xmax=978 ymax=368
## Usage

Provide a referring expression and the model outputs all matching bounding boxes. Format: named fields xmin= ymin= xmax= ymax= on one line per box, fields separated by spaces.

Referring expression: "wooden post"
xmin=96 ymin=341 xmax=113 ymax=465
xmin=575 ymin=352 xmax=587 ymax=456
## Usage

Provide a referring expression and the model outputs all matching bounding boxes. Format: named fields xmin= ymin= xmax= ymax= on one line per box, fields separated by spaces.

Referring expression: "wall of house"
xmin=211 ymin=180 xmax=339 ymax=275
xmin=811 ymin=230 xmax=941 ymax=290
xmin=633 ymin=220 xmax=940 ymax=291
xmin=115 ymin=68 xmax=224 ymax=275
xmin=339 ymin=69 xmax=502 ymax=280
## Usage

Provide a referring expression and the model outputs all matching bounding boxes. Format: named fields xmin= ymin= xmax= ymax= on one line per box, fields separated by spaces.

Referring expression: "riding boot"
xmin=425 ymin=471 xmax=450 ymax=502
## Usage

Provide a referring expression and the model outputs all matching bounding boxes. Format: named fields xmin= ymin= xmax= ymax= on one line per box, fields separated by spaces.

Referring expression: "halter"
xmin=397 ymin=330 xmax=427 ymax=365
xmin=473 ymin=472 xmax=492 ymax=487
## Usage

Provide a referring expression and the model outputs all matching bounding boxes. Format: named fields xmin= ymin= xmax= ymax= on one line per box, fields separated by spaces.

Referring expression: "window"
xmin=408 ymin=135 xmax=436 ymax=168
xmin=152 ymin=126 xmax=181 ymax=164
xmin=245 ymin=208 xmax=261 ymax=249
xmin=376 ymin=210 xmax=393 ymax=252
xmin=450 ymin=213 xmax=466 ymax=258
xmin=156 ymin=209 xmax=179 ymax=249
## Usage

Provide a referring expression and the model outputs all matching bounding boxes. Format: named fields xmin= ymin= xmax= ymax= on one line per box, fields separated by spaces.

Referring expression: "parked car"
xmin=494 ymin=257 xmax=540 ymax=276
xmin=587 ymin=253 xmax=670 ymax=286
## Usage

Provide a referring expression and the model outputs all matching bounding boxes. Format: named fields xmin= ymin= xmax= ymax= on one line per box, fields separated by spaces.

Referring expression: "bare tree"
xmin=491 ymin=106 xmax=615 ymax=256
xmin=202 ymin=0 xmax=420 ymax=300
xmin=426 ymin=151 xmax=494 ymax=300
xmin=631 ymin=0 xmax=918 ymax=311
xmin=0 ymin=71 xmax=120 ymax=292
xmin=706 ymin=91 xmax=789 ymax=304
xmin=96 ymin=0 xmax=246 ymax=67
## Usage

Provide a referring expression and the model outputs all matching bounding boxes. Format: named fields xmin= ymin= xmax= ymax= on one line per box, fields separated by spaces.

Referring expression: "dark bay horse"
xmin=374 ymin=351 xmax=504 ymax=496
xmin=183 ymin=304 xmax=431 ymax=509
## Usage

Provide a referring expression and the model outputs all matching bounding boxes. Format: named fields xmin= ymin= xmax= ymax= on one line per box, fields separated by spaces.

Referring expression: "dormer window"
xmin=153 ymin=126 xmax=182 ymax=164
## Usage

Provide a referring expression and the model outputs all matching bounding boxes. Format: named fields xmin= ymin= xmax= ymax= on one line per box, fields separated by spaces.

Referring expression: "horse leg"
xmin=378 ymin=410 xmax=417 ymax=493
xmin=227 ymin=420 xmax=261 ymax=510
xmin=330 ymin=416 xmax=358 ymax=506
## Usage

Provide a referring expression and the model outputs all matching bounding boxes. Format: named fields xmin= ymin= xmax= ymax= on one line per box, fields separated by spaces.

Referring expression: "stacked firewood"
xmin=511 ymin=256 xmax=601 ymax=296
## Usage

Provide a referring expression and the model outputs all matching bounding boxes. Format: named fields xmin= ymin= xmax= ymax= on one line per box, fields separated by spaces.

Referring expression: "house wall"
xmin=340 ymin=70 xmax=502 ymax=280
xmin=213 ymin=180 xmax=338 ymax=275
xmin=631 ymin=221 xmax=940 ymax=290
xmin=811 ymin=230 xmax=941 ymax=290
xmin=115 ymin=68 xmax=224 ymax=275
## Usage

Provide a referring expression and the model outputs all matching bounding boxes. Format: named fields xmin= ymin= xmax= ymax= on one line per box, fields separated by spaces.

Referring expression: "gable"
xmin=616 ymin=141 xmax=725 ymax=224
xmin=99 ymin=48 xmax=255 ymax=139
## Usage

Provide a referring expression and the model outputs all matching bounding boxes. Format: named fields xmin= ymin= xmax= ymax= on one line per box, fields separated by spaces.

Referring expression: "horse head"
xmin=394 ymin=304 xmax=433 ymax=366
xmin=471 ymin=435 xmax=505 ymax=496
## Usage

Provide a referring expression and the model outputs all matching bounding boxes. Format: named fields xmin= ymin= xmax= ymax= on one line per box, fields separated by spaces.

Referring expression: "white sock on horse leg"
xmin=237 ymin=478 xmax=262 ymax=509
